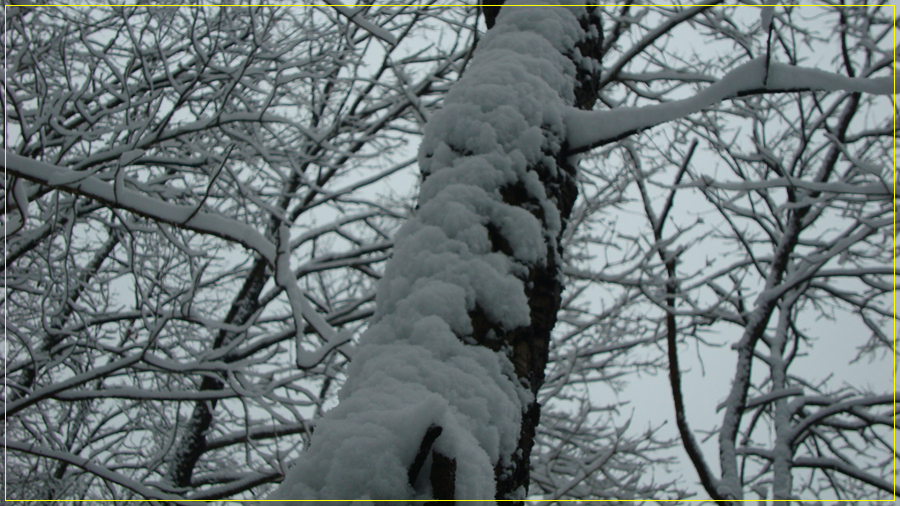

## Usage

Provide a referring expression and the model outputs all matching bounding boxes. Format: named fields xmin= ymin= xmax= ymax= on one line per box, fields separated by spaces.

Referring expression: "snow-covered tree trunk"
xmin=268 ymin=2 xmax=601 ymax=502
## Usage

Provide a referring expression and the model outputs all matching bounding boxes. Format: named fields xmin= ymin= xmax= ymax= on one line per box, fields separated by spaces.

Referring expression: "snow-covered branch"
xmin=275 ymin=224 xmax=352 ymax=369
xmin=5 ymin=153 xmax=278 ymax=264
xmin=787 ymin=393 xmax=897 ymax=445
xmin=566 ymin=57 xmax=893 ymax=153
xmin=791 ymin=456 xmax=894 ymax=494
xmin=6 ymin=440 xmax=195 ymax=505
xmin=322 ymin=0 xmax=398 ymax=46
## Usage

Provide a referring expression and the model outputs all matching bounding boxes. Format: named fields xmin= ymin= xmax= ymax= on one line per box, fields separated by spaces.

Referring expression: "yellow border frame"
xmin=2 ymin=2 xmax=896 ymax=503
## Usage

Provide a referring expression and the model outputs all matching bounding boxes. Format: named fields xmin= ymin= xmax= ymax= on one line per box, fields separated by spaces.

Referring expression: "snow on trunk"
xmin=267 ymin=3 xmax=599 ymax=503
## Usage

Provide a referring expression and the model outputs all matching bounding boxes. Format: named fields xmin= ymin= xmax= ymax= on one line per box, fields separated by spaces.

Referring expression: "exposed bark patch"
xmin=480 ymin=0 xmax=505 ymax=29
xmin=430 ymin=451 xmax=457 ymax=503
xmin=494 ymin=400 xmax=540 ymax=502
xmin=499 ymin=181 xmax=546 ymax=225
xmin=481 ymin=5 xmax=602 ymax=501
xmin=409 ymin=425 xmax=443 ymax=488
xmin=469 ymin=304 xmax=503 ymax=352
xmin=486 ymin=222 xmax=515 ymax=259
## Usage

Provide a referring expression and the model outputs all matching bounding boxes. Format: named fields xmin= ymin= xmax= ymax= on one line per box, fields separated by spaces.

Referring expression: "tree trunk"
xmin=480 ymin=8 xmax=602 ymax=501
xmin=268 ymin=3 xmax=602 ymax=502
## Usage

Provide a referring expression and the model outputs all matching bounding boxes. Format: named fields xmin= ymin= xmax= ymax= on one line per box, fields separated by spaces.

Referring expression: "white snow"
xmin=266 ymin=2 xmax=589 ymax=504
xmin=4 ymin=152 xmax=278 ymax=263
xmin=565 ymin=57 xmax=894 ymax=153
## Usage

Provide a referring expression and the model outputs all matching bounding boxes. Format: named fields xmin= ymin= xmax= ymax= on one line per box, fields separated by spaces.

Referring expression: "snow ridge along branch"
xmin=4 ymin=153 xmax=277 ymax=263
xmin=267 ymin=1 xmax=599 ymax=503
xmin=565 ymin=56 xmax=894 ymax=153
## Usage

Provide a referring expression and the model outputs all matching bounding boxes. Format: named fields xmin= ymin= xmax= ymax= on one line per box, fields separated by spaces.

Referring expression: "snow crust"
xmin=266 ymin=3 xmax=586 ymax=503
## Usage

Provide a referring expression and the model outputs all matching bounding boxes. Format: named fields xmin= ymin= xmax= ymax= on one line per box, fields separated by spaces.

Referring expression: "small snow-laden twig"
xmin=6 ymin=440 xmax=198 ymax=505
xmin=182 ymin=143 xmax=233 ymax=225
xmin=204 ymin=420 xmax=313 ymax=453
xmin=289 ymin=210 xmax=384 ymax=250
xmin=274 ymin=223 xmax=351 ymax=370
xmin=785 ymin=392 xmax=897 ymax=446
xmin=299 ymin=156 xmax=417 ymax=213
xmin=6 ymin=315 xmax=168 ymax=416
xmin=599 ymin=2 xmax=725 ymax=90
xmin=63 ymin=111 xmax=341 ymax=172
xmin=290 ymin=241 xmax=392 ymax=280
xmin=185 ymin=470 xmax=283 ymax=501
xmin=389 ymin=60 xmax=429 ymax=125
xmin=674 ymin=176 xmax=891 ymax=197
xmin=790 ymin=456 xmax=894 ymax=494
xmin=5 ymin=177 xmax=30 ymax=237
xmin=322 ymin=0 xmax=398 ymax=47
xmin=546 ymin=438 xmax=618 ymax=501
xmin=822 ymin=131 xmax=891 ymax=182
xmin=156 ymin=223 xmax=207 ymax=258
xmin=217 ymin=153 xmax=293 ymax=226
xmin=716 ymin=386 xmax=804 ymax=413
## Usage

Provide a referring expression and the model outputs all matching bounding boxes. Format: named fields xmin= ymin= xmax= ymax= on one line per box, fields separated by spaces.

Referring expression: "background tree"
xmin=4 ymin=2 xmax=473 ymax=501
xmin=4 ymin=1 xmax=895 ymax=504
xmin=562 ymin=2 xmax=896 ymax=502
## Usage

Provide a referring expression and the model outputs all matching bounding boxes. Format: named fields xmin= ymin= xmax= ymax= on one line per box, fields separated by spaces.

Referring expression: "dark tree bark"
xmin=480 ymin=1 xmax=504 ymax=29
xmin=167 ymin=259 xmax=269 ymax=487
xmin=468 ymin=5 xmax=604 ymax=502
xmin=430 ymin=5 xmax=605 ymax=500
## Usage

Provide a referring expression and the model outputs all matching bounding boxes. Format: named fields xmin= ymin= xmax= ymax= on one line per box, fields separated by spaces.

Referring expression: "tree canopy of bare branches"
xmin=563 ymin=2 xmax=896 ymax=502
xmin=5 ymin=3 xmax=473 ymax=501
xmin=4 ymin=1 xmax=896 ymax=504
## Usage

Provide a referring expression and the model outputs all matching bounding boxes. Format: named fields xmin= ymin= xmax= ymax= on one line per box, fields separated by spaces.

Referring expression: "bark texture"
xmin=468 ymin=5 xmax=604 ymax=501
